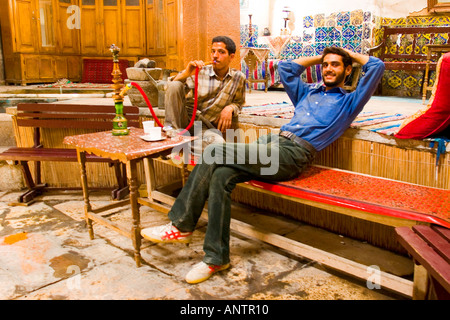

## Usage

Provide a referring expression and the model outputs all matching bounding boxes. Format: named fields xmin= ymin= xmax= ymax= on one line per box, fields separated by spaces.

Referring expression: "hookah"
xmin=110 ymin=44 xmax=210 ymax=137
xmin=128 ymin=67 xmax=200 ymax=136
xmin=111 ymin=44 xmax=130 ymax=136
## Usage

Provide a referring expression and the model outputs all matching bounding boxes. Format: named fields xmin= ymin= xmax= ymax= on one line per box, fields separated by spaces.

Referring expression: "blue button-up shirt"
xmin=279 ymin=56 xmax=385 ymax=151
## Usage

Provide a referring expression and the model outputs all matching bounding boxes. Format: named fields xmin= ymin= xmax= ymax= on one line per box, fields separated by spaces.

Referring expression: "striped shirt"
xmin=184 ymin=65 xmax=246 ymax=123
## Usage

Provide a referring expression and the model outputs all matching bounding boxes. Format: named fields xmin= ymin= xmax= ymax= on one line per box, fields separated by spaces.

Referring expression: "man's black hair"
xmin=322 ymin=47 xmax=353 ymax=68
xmin=212 ymin=36 xmax=236 ymax=55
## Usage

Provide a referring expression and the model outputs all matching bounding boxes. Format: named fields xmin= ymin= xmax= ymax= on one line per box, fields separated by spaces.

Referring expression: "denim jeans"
xmin=164 ymin=80 xmax=226 ymax=157
xmin=168 ymin=133 xmax=315 ymax=265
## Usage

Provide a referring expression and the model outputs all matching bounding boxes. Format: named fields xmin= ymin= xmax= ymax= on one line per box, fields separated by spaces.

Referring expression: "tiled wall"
xmin=241 ymin=10 xmax=377 ymax=59
xmin=241 ymin=11 xmax=450 ymax=97
xmin=374 ymin=15 xmax=450 ymax=97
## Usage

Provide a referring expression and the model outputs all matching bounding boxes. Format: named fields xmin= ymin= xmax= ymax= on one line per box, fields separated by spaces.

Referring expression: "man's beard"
xmin=323 ymin=71 xmax=346 ymax=88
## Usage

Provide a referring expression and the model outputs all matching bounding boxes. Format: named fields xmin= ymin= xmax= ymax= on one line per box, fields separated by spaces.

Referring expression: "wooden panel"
xmin=80 ymin=3 xmax=99 ymax=54
xmin=146 ymin=0 xmax=156 ymax=54
xmin=166 ymin=0 xmax=177 ymax=56
xmin=14 ymin=0 xmax=38 ymax=53
xmin=155 ymin=0 xmax=166 ymax=55
xmin=102 ymin=0 xmax=122 ymax=55
xmin=146 ymin=0 xmax=166 ymax=56
xmin=57 ymin=0 xmax=80 ymax=54
xmin=4 ymin=57 xmax=17 ymax=82
xmin=23 ymin=55 xmax=40 ymax=80
xmin=54 ymin=56 xmax=68 ymax=79
xmin=67 ymin=56 xmax=82 ymax=81
xmin=122 ymin=0 xmax=145 ymax=56
xmin=165 ymin=0 xmax=179 ymax=70
xmin=37 ymin=0 xmax=57 ymax=53
xmin=52 ymin=56 xmax=81 ymax=81
xmin=39 ymin=56 xmax=54 ymax=80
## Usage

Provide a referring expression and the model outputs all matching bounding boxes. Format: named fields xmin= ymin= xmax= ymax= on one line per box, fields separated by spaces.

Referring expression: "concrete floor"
xmin=0 ymin=86 xmax=421 ymax=302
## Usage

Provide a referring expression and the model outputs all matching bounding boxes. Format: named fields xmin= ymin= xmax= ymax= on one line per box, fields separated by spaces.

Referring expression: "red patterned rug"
xmin=247 ymin=166 xmax=450 ymax=228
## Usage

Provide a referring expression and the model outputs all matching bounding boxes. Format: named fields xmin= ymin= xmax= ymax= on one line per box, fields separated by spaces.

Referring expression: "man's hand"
xmin=342 ymin=48 xmax=369 ymax=66
xmin=214 ymin=105 xmax=234 ymax=133
xmin=174 ymin=60 xmax=207 ymax=82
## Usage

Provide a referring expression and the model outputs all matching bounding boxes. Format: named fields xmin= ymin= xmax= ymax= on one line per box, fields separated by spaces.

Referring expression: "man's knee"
xmin=166 ymin=80 xmax=185 ymax=95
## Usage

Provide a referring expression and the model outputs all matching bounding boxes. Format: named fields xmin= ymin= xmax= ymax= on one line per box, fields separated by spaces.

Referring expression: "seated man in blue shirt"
xmin=141 ymin=47 xmax=385 ymax=284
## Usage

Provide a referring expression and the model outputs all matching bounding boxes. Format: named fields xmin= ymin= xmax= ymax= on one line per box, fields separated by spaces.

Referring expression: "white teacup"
xmin=147 ymin=126 xmax=161 ymax=140
xmin=143 ymin=120 xmax=155 ymax=134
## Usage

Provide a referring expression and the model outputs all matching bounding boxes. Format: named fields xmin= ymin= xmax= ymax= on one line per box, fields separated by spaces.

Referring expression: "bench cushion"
xmin=395 ymin=52 xmax=450 ymax=139
xmin=246 ymin=165 xmax=450 ymax=228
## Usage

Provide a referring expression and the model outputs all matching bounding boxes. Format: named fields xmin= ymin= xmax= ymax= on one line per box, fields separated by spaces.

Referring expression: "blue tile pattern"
xmin=240 ymin=10 xmax=377 ymax=90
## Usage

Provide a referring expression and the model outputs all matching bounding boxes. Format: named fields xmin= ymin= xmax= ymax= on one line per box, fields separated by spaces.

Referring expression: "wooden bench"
xmin=396 ymin=225 xmax=450 ymax=299
xmin=0 ymin=103 xmax=140 ymax=204
xmin=234 ymin=165 xmax=449 ymax=298
xmin=367 ymin=26 xmax=450 ymax=95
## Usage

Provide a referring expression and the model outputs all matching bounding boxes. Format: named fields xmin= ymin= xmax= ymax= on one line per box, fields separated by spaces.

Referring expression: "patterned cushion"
xmin=395 ymin=52 xmax=450 ymax=139
xmin=82 ymin=59 xmax=129 ymax=84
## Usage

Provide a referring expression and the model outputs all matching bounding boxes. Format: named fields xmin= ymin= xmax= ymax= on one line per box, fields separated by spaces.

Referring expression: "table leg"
xmin=143 ymin=157 xmax=156 ymax=201
xmin=264 ymin=57 xmax=269 ymax=93
xmin=77 ymin=150 xmax=94 ymax=240
xmin=244 ymin=54 xmax=256 ymax=94
xmin=126 ymin=159 xmax=141 ymax=267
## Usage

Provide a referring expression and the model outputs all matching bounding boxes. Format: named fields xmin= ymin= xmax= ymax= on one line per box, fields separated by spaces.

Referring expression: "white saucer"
xmin=140 ymin=135 xmax=165 ymax=142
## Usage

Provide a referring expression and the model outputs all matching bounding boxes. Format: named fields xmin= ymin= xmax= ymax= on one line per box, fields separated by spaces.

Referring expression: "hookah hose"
xmin=129 ymin=66 xmax=200 ymax=136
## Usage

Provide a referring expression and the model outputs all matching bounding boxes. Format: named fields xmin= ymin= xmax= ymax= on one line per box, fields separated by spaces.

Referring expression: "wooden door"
xmin=146 ymin=0 xmax=166 ymax=56
xmin=101 ymin=0 xmax=122 ymax=55
xmin=56 ymin=0 xmax=80 ymax=54
xmin=80 ymin=0 xmax=102 ymax=54
xmin=121 ymin=0 xmax=145 ymax=56
xmin=13 ymin=0 xmax=39 ymax=53
xmin=165 ymin=0 xmax=179 ymax=70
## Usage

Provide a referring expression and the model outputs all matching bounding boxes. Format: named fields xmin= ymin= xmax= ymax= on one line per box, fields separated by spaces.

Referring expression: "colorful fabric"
xmin=241 ymin=102 xmax=294 ymax=118
xmin=350 ymin=113 xmax=408 ymax=128
xmin=395 ymin=52 xmax=450 ymax=139
xmin=241 ymin=59 xmax=323 ymax=91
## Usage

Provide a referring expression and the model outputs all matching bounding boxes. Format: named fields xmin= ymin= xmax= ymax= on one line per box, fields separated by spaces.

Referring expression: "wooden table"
xmin=63 ymin=127 xmax=195 ymax=267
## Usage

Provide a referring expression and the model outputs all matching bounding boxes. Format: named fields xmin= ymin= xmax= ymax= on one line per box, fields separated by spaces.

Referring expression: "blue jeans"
xmin=168 ymin=133 xmax=315 ymax=265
